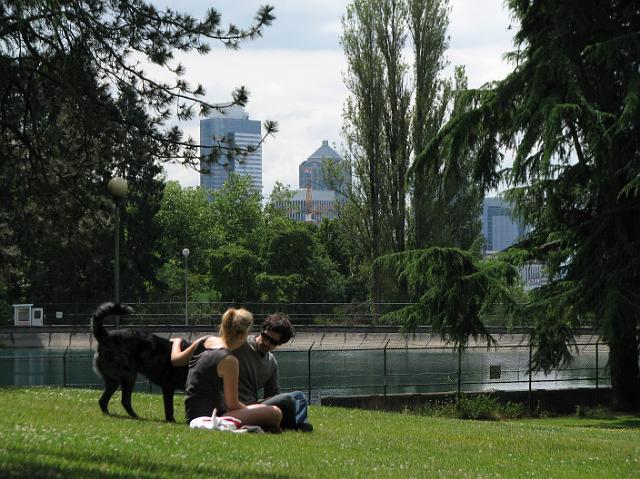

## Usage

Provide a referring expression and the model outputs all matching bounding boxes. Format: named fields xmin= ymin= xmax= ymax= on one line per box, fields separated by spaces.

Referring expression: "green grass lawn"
xmin=0 ymin=387 xmax=638 ymax=478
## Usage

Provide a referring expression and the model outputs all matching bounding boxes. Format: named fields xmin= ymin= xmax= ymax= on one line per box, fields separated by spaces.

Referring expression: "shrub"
xmin=458 ymin=395 xmax=501 ymax=420
xmin=412 ymin=395 xmax=525 ymax=420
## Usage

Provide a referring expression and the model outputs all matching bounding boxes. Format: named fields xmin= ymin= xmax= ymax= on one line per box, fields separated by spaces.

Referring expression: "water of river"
xmin=0 ymin=347 xmax=610 ymax=402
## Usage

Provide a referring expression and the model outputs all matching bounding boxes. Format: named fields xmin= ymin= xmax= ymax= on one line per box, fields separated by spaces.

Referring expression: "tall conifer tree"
xmin=421 ymin=1 xmax=640 ymax=409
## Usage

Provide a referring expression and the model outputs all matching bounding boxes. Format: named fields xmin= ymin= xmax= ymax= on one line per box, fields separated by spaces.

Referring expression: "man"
xmin=232 ymin=312 xmax=313 ymax=432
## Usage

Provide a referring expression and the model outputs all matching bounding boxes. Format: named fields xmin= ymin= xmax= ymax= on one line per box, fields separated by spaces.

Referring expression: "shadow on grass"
xmin=548 ymin=414 xmax=640 ymax=430
xmin=576 ymin=417 xmax=640 ymax=430
xmin=3 ymin=446 xmax=300 ymax=479
xmin=103 ymin=411 xmax=177 ymax=425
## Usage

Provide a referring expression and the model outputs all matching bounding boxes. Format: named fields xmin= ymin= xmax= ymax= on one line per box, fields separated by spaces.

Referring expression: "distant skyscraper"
xmin=481 ymin=197 xmax=526 ymax=253
xmin=274 ymin=140 xmax=350 ymax=224
xmin=298 ymin=140 xmax=350 ymax=192
xmin=199 ymin=105 xmax=262 ymax=192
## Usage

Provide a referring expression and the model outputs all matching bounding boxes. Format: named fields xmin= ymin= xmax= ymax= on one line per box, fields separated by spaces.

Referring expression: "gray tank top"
xmin=184 ymin=341 xmax=231 ymax=422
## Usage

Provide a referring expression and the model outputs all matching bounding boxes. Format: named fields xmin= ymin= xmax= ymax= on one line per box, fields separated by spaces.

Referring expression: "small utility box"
xmin=489 ymin=365 xmax=502 ymax=380
xmin=13 ymin=304 xmax=44 ymax=326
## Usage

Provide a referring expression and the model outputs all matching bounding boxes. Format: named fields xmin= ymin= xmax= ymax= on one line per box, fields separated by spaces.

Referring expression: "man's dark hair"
xmin=262 ymin=312 xmax=294 ymax=344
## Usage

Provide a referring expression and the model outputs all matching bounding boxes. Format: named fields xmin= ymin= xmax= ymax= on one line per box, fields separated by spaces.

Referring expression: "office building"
xmin=298 ymin=140 xmax=350 ymax=193
xmin=482 ymin=198 xmax=548 ymax=289
xmin=199 ymin=105 xmax=262 ymax=191
xmin=481 ymin=197 xmax=526 ymax=253
xmin=274 ymin=141 xmax=349 ymax=224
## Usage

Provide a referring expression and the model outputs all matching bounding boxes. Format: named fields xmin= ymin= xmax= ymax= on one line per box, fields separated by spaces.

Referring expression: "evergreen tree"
xmin=375 ymin=247 xmax=520 ymax=352
xmin=421 ymin=1 xmax=640 ymax=409
xmin=0 ymin=51 xmax=165 ymax=302
xmin=0 ymin=1 xmax=277 ymax=170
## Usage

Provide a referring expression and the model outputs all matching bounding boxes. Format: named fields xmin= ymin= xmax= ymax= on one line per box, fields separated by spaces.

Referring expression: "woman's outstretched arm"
xmin=170 ymin=336 xmax=205 ymax=366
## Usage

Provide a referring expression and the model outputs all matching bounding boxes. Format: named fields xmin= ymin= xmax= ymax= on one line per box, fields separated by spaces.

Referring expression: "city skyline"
xmin=155 ymin=1 xmax=516 ymax=196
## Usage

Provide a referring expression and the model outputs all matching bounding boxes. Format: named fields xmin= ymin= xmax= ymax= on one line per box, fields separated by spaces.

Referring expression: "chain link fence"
xmin=0 ymin=340 xmax=611 ymax=404
xmin=276 ymin=340 xmax=610 ymax=403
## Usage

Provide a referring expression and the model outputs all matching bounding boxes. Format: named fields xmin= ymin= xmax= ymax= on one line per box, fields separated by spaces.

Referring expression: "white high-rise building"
xmin=481 ymin=197 xmax=526 ymax=253
xmin=199 ymin=105 xmax=262 ymax=192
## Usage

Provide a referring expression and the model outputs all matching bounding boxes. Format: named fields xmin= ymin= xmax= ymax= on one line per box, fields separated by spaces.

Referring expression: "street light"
xmin=182 ymin=248 xmax=190 ymax=325
xmin=108 ymin=176 xmax=128 ymax=328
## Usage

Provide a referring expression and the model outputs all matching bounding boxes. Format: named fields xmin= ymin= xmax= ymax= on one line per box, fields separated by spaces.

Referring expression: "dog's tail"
xmin=91 ymin=302 xmax=135 ymax=342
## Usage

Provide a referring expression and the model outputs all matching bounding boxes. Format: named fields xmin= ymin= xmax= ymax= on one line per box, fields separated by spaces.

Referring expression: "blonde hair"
xmin=219 ymin=308 xmax=253 ymax=345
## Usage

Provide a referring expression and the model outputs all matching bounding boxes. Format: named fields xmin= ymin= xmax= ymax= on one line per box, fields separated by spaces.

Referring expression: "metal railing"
xmin=7 ymin=301 xmax=420 ymax=327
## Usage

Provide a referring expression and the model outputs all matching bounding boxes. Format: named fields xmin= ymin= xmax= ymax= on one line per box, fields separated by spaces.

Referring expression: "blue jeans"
xmin=262 ymin=391 xmax=309 ymax=430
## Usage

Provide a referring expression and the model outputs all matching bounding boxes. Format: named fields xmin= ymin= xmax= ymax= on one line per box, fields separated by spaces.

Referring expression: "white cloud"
xmin=157 ymin=1 xmax=514 ymax=196
xmin=159 ymin=48 xmax=347 ymax=195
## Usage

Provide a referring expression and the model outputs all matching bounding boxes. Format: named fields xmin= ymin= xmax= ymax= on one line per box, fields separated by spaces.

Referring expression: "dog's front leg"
xmin=162 ymin=387 xmax=176 ymax=422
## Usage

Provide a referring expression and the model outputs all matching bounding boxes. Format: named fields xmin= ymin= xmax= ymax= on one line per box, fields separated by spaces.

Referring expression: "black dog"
xmin=91 ymin=302 xmax=190 ymax=422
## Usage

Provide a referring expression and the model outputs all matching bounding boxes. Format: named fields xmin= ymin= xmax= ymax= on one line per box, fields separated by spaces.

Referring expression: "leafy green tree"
xmin=155 ymin=182 xmax=220 ymax=266
xmin=421 ymin=1 xmax=640 ymax=409
xmin=264 ymin=181 xmax=298 ymax=230
xmin=154 ymin=176 xmax=263 ymax=302
xmin=153 ymin=182 xmax=222 ymax=301
xmin=410 ymin=66 xmax=483 ymax=249
xmin=112 ymin=87 xmax=166 ymax=301
xmin=209 ymin=244 xmax=261 ymax=302
xmin=375 ymin=0 xmax=412 ymax=253
xmin=260 ymin=224 xmax=345 ymax=303
xmin=263 ymin=227 xmax=314 ymax=275
xmin=341 ymin=0 xmax=482 ymax=304
xmin=341 ymin=0 xmax=388 ymax=269
xmin=210 ymin=174 xmax=264 ymax=252
xmin=256 ymin=273 xmax=308 ymax=304
xmin=409 ymin=0 xmax=451 ymax=248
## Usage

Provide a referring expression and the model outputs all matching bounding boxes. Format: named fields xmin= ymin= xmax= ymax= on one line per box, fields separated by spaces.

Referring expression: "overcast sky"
xmin=153 ymin=1 xmax=516 ymax=195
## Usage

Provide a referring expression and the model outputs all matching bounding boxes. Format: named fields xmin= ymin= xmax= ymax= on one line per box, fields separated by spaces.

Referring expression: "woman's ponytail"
xmin=219 ymin=308 xmax=253 ymax=345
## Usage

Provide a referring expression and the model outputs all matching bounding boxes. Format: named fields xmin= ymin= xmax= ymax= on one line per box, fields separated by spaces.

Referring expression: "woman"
xmin=171 ymin=308 xmax=282 ymax=430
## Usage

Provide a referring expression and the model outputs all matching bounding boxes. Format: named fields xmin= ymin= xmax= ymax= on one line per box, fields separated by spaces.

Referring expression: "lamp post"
xmin=182 ymin=248 xmax=190 ymax=325
xmin=108 ymin=176 xmax=128 ymax=328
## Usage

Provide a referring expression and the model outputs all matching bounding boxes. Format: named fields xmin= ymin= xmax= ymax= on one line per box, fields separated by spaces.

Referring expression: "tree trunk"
xmin=608 ymin=315 xmax=640 ymax=411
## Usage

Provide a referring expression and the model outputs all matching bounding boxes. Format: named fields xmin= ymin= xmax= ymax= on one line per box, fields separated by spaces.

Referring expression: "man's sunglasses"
xmin=260 ymin=331 xmax=281 ymax=346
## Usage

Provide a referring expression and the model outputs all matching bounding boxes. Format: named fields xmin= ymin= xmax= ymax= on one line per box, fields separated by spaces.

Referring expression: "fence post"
xmin=595 ymin=339 xmax=599 ymax=404
xmin=308 ymin=341 xmax=315 ymax=403
xmin=383 ymin=339 xmax=390 ymax=403
xmin=528 ymin=338 xmax=533 ymax=415
xmin=63 ymin=346 xmax=69 ymax=388
xmin=457 ymin=347 xmax=462 ymax=410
